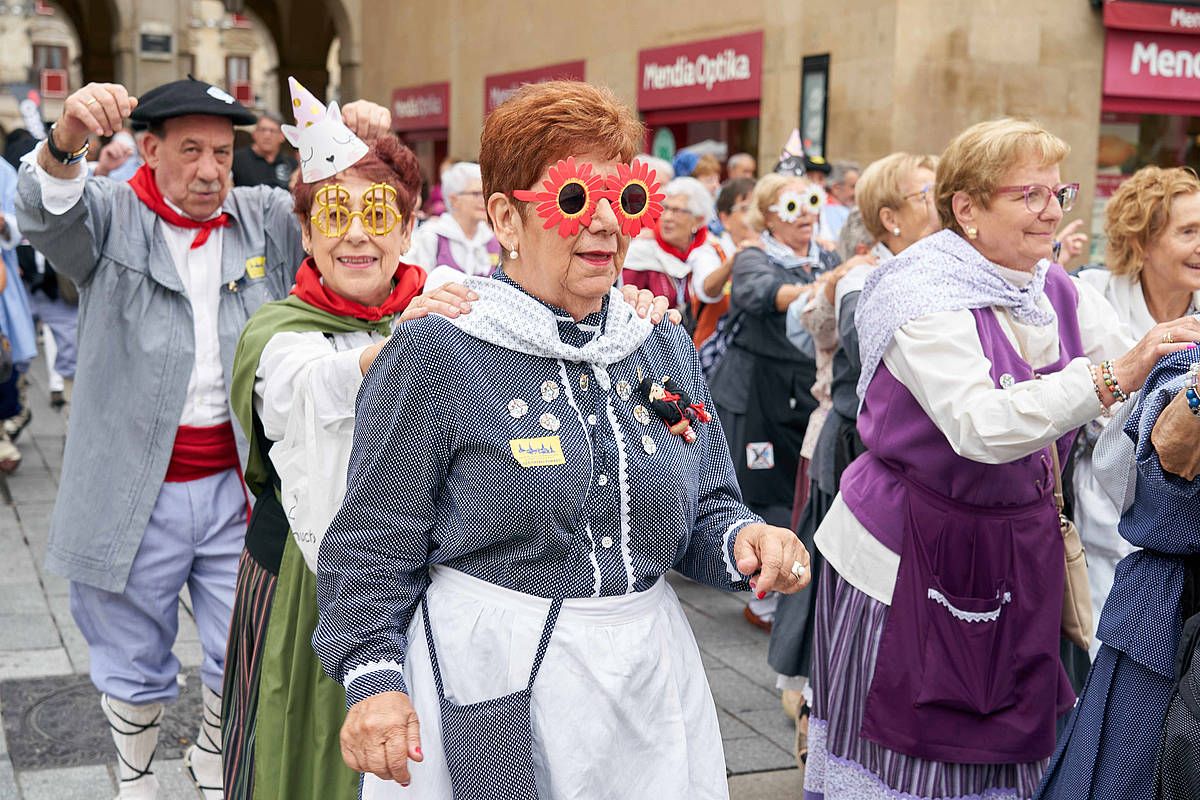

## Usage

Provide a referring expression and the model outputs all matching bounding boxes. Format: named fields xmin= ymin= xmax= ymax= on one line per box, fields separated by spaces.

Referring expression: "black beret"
xmin=130 ymin=78 xmax=257 ymax=128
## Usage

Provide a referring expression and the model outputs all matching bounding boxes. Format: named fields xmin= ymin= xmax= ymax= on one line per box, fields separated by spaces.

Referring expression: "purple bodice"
xmin=842 ymin=265 xmax=1084 ymax=553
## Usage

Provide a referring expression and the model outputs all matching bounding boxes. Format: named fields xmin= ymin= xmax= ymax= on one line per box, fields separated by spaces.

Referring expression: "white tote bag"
xmin=270 ymin=378 xmax=356 ymax=573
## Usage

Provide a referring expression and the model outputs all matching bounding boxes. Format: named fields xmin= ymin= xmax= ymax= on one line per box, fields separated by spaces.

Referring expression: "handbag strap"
xmin=1010 ymin=329 xmax=1067 ymax=516
xmin=421 ymin=593 xmax=564 ymax=700
xmin=1047 ymin=437 xmax=1067 ymax=517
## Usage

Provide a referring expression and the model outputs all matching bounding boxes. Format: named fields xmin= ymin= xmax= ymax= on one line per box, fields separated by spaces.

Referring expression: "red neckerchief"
xmin=128 ymin=165 xmax=231 ymax=249
xmin=290 ymin=257 xmax=427 ymax=322
xmin=653 ymin=224 xmax=708 ymax=262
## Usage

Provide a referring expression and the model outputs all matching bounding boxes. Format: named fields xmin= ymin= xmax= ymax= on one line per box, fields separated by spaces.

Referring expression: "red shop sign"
xmin=637 ymin=31 xmax=763 ymax=111
xmin=1104 ymin=28 xmax=1200 ymax=103
xmin=1104 ymin=1 xmax=1200 ymax=34
xmin=391 ymin=82 xmax=450 ymax=133
xmin=484 ymin=61 xmax=585 ymax=115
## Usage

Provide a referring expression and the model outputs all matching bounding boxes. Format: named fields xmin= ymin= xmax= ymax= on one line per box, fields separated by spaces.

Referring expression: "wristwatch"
xmin=45 ymin=123 xmax=89 ymax=166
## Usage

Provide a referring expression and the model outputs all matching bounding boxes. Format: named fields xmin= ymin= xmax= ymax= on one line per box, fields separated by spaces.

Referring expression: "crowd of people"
xmin=7 ymin=70 xmax=1200 ymax=800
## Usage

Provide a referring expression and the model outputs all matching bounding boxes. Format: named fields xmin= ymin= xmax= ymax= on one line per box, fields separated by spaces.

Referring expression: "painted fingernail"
xmin=414 ymin=747 xmax=423 ymax=758
xmin=756 ymin=591 xmax=767 ymax=600
xmin=1189 ymin=343 xmax=1198 ymax=349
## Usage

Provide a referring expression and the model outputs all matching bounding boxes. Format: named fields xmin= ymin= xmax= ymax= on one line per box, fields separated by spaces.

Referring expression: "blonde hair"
xmin=935 ymin=118 xmax=1070 ymax=236
xmin=1105 ymin=166 xmax=1200 ymax=278
xmin=692 ymin=154 xmax=721 ymax=180
xmin=747 ymin=172 xmax=806 ymax=233
xmin=857 ymin=152 xmax=938 ymax=240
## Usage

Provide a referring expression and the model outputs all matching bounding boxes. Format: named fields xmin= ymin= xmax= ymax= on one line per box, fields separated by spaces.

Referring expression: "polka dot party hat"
xmin=280 ymin=75 xmax=369 ymax=183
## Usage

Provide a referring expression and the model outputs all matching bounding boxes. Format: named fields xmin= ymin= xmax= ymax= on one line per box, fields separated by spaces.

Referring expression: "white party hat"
xmin=281 ymin=76 xmax=369 ymax=183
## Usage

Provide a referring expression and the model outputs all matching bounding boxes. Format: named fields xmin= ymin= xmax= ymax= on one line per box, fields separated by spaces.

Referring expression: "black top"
xmin=232 ymin=147 xmax=297 ymax=189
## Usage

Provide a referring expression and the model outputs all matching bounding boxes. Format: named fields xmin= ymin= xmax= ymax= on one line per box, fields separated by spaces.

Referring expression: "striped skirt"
xmin=222 ymin=549 xmax=278 ymax=800
xmin=804 ymin=561 xmax=1048 ymax=800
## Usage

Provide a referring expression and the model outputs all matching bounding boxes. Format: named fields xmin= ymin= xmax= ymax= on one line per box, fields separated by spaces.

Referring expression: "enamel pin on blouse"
xmin=637 ymin=371 xmax=711 ymax=444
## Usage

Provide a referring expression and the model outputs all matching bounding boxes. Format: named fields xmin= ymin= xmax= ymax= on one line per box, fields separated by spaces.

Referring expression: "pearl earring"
xmin=892 ymin=227 xmax=901 ymax=237
xmin=508 ymin=248 xmax=518 ymax=260
xmin=967 ymin=226 xmax=979 ymax=240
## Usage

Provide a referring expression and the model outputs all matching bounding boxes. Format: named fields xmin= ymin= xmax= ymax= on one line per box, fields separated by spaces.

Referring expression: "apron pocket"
xmin=915 ymin=579 xmax=1017 ymax=716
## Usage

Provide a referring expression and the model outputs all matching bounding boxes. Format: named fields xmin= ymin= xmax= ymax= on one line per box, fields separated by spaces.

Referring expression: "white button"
xmin=601 ymin=536 xmax=614 ymax=548
xmin=597 ymin=474 xmax=609 ymax=486
xmin=588 ymin=414 xmax=598 ymax=426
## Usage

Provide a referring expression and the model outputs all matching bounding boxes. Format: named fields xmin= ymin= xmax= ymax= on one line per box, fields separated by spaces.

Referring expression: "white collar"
xmin=449 ymin=276 xmax=652 ymax=369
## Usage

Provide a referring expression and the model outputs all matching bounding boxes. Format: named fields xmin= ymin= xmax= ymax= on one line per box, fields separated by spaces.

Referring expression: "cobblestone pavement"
xmin=0 ymin=354 xmax=802 ymax=799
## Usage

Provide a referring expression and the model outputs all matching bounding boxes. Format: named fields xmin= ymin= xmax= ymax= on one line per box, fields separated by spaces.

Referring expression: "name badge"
xmin=510 ymin=436 xmax=566 ymax=467
xmin=245 ymin=256 xmax=266 ymax=279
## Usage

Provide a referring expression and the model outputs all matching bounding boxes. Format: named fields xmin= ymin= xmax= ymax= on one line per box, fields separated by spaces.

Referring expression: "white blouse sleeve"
xmin=254 ymin=331 xmax=371 ymax=442
xmin=688 ymin=246 xmax=725 ymax=304
xmin=1071 ymin=274 xmax=1138 ymax=360
xmin=882 ymin=309 xmax=1104 ymax=465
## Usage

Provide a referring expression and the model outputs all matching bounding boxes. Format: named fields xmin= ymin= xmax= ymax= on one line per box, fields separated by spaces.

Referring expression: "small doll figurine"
xmin=638 ymin=374 xmax=712 ymax=443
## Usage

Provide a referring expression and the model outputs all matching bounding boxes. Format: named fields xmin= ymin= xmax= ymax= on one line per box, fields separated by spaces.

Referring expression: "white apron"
xmin=363 ymin=566 xmax=729 ymax=800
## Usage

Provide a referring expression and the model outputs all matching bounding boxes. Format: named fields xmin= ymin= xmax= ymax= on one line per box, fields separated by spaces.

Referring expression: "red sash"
xmin=164 ymin=422 xmax=240 ymax=483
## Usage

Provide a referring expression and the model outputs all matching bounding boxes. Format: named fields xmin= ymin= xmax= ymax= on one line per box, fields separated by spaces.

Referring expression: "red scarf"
xmin=654 ymin=224 xmax=709 ymax=262
xmin=290 ymin=257 xmax=427 ymax=322
xmin=128 ymin=165 xmax=231 ymax=249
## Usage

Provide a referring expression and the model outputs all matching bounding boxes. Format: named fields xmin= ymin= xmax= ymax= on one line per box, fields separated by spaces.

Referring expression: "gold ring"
xmin=1164 ymin=331 xmax=1175 ymax=344
xmin=84 ymin=96 xmax=98 ymax=106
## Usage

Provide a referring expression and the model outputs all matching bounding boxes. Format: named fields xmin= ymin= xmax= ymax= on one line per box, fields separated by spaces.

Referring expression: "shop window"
xmin=1091 ymin=111 xmax=1200 ymax=262
xmin=800 ymin=55 xmax=829 ymax=159
xmin=32 ymin=44 xmax=68 ymax=99
xmin=226 ymin=56 xmax=252 ymax=105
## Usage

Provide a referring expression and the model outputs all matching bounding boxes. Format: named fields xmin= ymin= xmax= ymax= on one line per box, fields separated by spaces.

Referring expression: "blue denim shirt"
xmin=15 ymin=165 xmax=303 ymax=591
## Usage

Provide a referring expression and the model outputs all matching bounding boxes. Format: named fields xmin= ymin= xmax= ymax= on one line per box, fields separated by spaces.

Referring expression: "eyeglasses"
xmin=310 ymin=183 xmax=402 ymax=238
xmin=661 ymin=205 xmax=694 ymax=216
xmin=994 ymin=182 xmax=1080 ymax=215
xmin=769 ymin=186 xmax=824 ymax=223
xmin=457 ymin=190 xmax=485 ymax=199
xmin=902 ymin=184 xmax=933 ymax=204
xmin=513 ymin=157 xmax=665 ymax=237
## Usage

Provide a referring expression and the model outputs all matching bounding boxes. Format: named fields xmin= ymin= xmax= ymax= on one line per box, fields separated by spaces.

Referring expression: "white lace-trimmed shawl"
xmin=854 ymin=229 xmax=1055 ymax=401
xmin=448 ymin=276 xmax=653 ymax=369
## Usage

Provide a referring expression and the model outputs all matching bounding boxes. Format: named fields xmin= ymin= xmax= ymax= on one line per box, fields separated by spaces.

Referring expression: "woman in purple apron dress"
xmin=803 ymin=118 xmax=1200 ymax=800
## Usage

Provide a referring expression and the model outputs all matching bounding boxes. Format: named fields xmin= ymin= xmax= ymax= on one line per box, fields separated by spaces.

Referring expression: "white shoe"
xmin=0 ymin=431 xmax=20 ymax=473
xmin=184 ymin=685 xmax=224 ymax=800
xmin=101 ymin=694 xmax=162 ymax=800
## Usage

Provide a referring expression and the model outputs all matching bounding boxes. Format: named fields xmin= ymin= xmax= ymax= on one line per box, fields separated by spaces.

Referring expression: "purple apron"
xmin=841 ymin=264 xmax=1081 ymax=764
xmin=435 ymin=233 xmax=501 ymax=276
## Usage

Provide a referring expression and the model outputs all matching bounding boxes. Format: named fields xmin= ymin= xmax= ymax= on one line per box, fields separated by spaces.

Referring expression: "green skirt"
xmin=226 ymin=534 xmax=360 ymax=800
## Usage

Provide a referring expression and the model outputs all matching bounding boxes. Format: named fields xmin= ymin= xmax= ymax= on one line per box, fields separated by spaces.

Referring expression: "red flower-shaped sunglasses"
xmin=513 ymin=157 xmax=665 ymax=238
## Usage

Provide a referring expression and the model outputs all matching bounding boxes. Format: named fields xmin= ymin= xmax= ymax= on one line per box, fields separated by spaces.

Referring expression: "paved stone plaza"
xmin=0 ymin=355 xmax=802 ymax=799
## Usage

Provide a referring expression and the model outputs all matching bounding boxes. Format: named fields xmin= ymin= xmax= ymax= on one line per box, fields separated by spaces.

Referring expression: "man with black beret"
xmin=15 ymin=78 xmax=391 ymax=800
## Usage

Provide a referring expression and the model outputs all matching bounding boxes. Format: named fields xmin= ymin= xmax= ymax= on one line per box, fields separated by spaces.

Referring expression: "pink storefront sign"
xmin=1103 ymin=27 xmax=1200 ymax=106
xmin=484 ymin=61 xmax=586 ymax=115
xmin=637 ymin=31 xmax=763 ymax=111
xmin=391 ymin=82 xmax=450 ymax=133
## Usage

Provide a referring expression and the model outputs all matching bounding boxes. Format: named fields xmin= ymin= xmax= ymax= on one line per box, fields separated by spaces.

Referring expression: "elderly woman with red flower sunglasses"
xmin=312 ymin=80 xmax=810 ymax=800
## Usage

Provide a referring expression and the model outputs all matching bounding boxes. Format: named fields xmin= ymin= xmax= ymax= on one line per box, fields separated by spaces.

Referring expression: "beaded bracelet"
xmin=1186 ymin=364 xmax=1200 ymax=418
xmin=1101 ymin=360 xmax=1130 ymax=403
xmin=1089 ymin=364 xmax=1113 ymax=418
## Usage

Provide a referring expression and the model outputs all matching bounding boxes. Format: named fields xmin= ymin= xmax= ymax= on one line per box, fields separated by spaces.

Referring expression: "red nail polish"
xmin=756 ymin=591 xmax=766 ymax=600
xmin=414 ymin=747 xmax=423 ymax=758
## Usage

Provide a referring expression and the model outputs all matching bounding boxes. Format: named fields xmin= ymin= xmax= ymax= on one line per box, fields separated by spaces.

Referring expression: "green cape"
xmin=231 ymin=295 xmax=393 ymax=498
